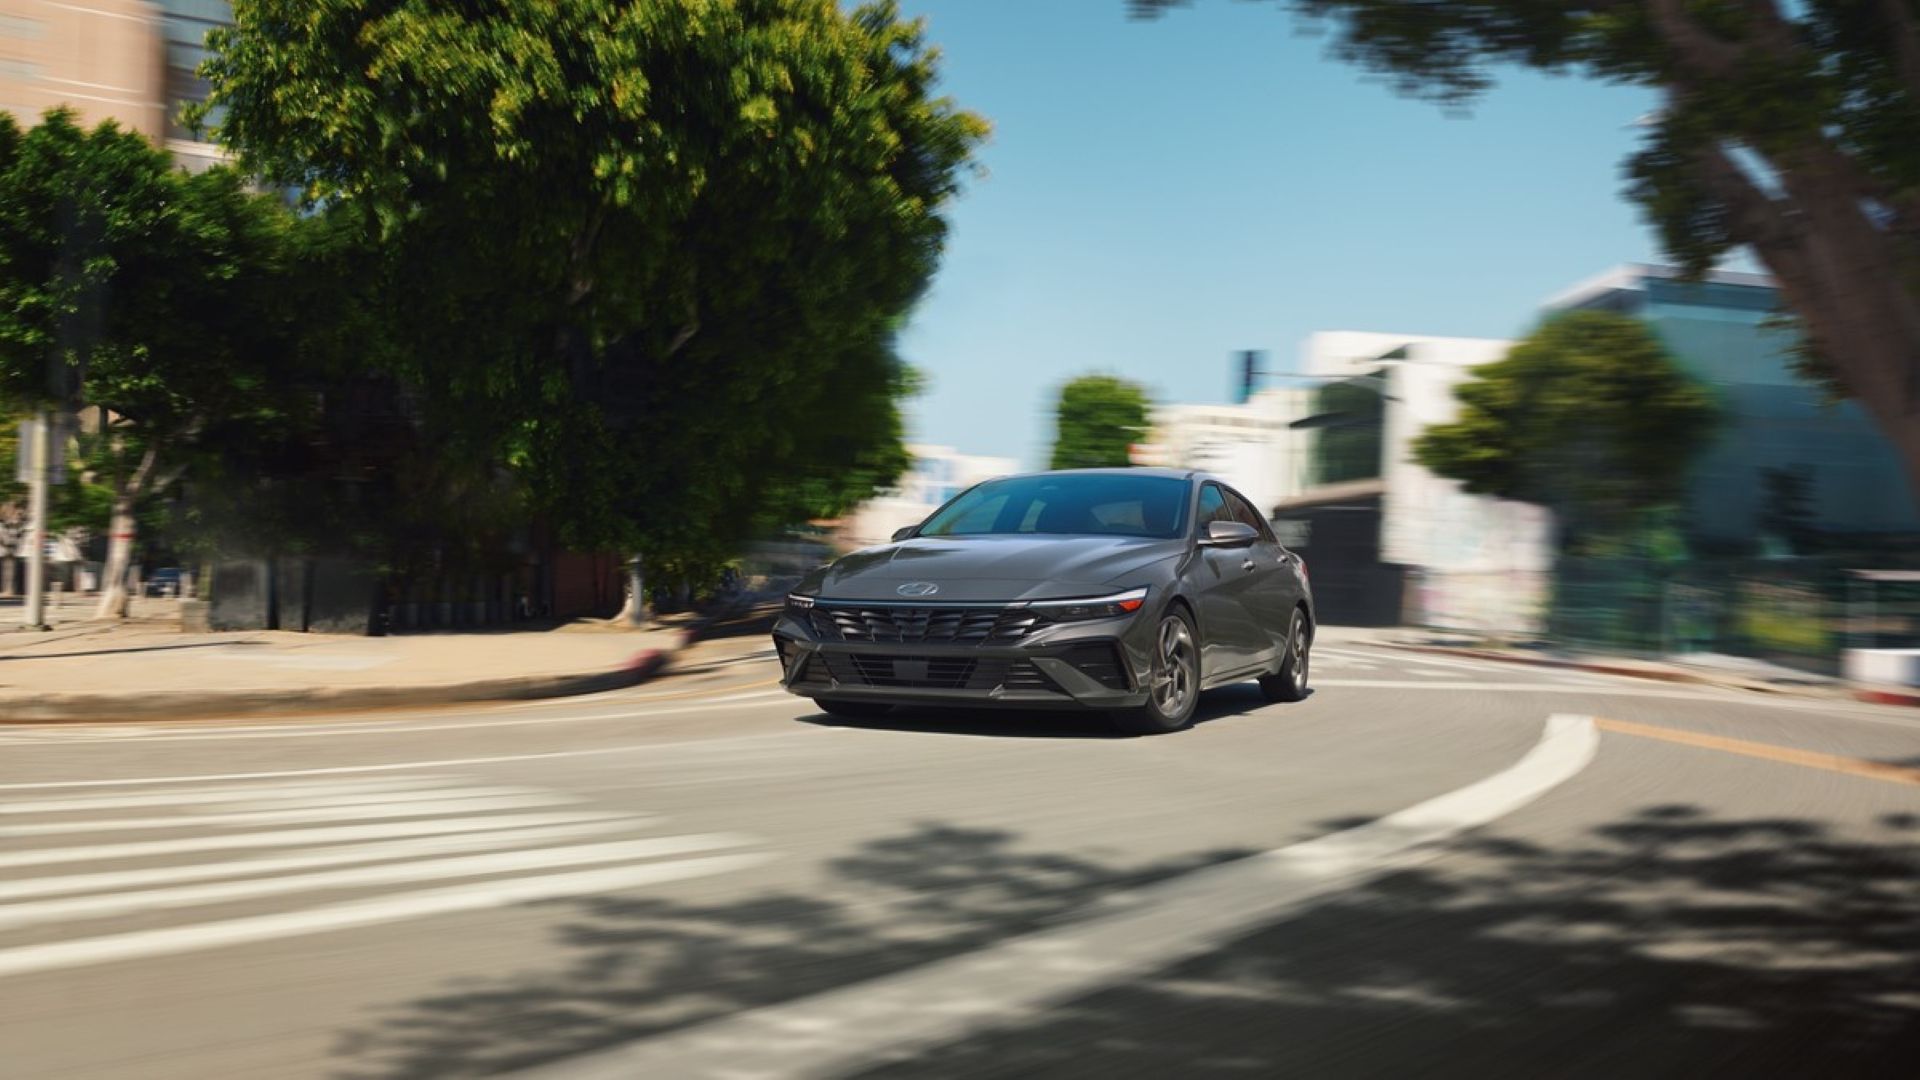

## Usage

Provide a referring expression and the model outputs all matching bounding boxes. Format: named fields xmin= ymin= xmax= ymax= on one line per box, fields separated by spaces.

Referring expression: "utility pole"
xmin=22 ymin=411 xmax=51 ymax=630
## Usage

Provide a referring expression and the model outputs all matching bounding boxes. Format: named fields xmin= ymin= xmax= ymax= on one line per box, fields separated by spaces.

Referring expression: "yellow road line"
xmin=1596 ymin=717 xmax=1920 ymax=788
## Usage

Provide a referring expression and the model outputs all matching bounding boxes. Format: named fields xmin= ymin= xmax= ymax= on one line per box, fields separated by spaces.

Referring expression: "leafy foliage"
xmin=199 ymin=0 xmax=987 ymax=567
xmin=1050 ymin=374 xmax=1153 ymax=470
xmin=0 ymin=112 xmax=317 ymax=554
xmin=1132 ymin=0 xmax=1920 ymax=497
xmin=1414 ymin=311 xmax=1720 ymax=550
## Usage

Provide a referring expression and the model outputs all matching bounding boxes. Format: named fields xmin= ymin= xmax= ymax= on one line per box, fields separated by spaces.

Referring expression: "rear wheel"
xmin=1258 ymin=608 xmax=1310 ymax=703
xmin=814 ymin=698 xmax=893 ymax=720
xmin=1111 ymin=608 xmax=1200 ymax=735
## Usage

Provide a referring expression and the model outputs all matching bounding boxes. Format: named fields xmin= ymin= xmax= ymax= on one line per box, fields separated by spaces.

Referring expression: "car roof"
xmin=995 ymin=466 xmax=1203 ymax=482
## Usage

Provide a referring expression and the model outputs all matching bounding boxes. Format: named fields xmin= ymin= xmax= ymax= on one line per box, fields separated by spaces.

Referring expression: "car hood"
xmin=806 ymin=535 xmax=1185 ymax=603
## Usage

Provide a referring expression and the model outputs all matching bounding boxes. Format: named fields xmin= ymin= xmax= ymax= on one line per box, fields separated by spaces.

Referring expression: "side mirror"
xmin=891 ymin=526 xmax=918 ymax=542
xmin=1200 ymin=520 xmax=1258 ymax=547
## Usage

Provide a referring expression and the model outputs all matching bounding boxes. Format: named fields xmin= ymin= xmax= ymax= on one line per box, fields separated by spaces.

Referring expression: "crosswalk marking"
xmin=0 ymin=819 xmax=646 ymax=902
xmin=0 ymin=811 xmax=632 ymax=870
xmin=0 ymin=854 xmax=767 ymax=980
xmin=0 ymin=777 xmax=456 ymax=815
xmin=198 ymin=785 xmax=555 ymax=813
xmin=3 ymin=792 xmax=575 ymax=837
xmin=0 ymin=833 xmax=756 ymax=932
xmin=0 ymin=772 xmax=767 ymax=979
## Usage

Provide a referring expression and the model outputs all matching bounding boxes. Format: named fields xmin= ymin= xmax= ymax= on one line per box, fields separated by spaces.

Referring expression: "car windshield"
xmin=918 ymin=473 xmax=1190 ymax=539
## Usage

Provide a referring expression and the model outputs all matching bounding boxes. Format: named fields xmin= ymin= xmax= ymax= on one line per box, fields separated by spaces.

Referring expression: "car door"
xmin=1191 ymin=482 xmax=1266 ymax=679
xmin=1221 ymin=485 xmax=1297 ymax=665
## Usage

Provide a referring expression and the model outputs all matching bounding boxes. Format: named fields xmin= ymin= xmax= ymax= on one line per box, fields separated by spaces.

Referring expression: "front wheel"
xmin=814 ymin=698 xmax=893 ymax=720
xmin=1111 ymin=608 xmax=1200 ymax=735
xmin=1258 ymin=608 xmax=1310 ymax=703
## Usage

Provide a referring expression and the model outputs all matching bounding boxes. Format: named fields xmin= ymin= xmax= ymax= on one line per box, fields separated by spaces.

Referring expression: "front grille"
xmin=1059 ymin=643 xmax=1130 ymax=691
xmin=792 ymin=653 xmax=833 ymax=688
xmin=825 ymin=653 xmax=985 ymax=690
xmin=1004 ymin=659 xmax=1054 ymax=692
xmin=810 ymin=605 xmax=1043 ymax=645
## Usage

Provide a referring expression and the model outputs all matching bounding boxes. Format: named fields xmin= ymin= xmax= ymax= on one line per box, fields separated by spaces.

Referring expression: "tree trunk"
xmin=616 ymin=553 xmax=647 ymax=626
xmin=91 ymin=444 xmax=162 ymax=621
xmin=93 ymin=493 xmax=137 ymax=620
xmin=1690 ymin=136 xmax=1920 ymax=506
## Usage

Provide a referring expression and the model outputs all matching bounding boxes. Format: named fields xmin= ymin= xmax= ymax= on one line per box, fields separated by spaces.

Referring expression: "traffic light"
xmin=1234 ymin=349 xmax=1263 ymax=404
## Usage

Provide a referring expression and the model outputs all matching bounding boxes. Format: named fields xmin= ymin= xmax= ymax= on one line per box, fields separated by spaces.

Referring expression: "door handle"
xmin=1240 ymin=558 xmax=1257 ymax=572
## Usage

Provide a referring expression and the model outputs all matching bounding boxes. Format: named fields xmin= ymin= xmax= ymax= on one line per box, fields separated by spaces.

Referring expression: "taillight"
xmin=1296 ymin=556 xmax=1309 ymax=582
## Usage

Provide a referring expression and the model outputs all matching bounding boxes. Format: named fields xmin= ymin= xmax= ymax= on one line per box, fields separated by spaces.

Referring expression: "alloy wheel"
xmin=1151 ymin=615 xmax=1196 ymax=717
xmin=1289 ymin=610 xmax=1309 ymax=687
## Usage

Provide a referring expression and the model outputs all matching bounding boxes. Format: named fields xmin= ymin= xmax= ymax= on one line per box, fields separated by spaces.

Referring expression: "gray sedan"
xmin=774 ymin=468 xmax=1314 ymax=734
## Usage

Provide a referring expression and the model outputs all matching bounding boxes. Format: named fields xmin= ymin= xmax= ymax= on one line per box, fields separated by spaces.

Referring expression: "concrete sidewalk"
xmin=0 ymin=615 xmax=712 ymax=723
xmin=1347 ymin=626 xmax=1920 ymax=707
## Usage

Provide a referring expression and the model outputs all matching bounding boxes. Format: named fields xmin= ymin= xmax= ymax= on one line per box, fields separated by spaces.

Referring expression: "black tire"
xmin=814 ymin=698 xmax=894 ymax=720
xmin=1258 ymin=607 xmax=1311 ymax=703
xmin=1111 ymin=607 xmax=1201 ymax=735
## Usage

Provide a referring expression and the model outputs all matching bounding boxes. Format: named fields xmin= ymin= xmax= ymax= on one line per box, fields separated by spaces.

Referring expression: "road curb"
xmin=1376 ymin=641 xmax=1880 ymax=702
xmin=0 ymin=647 xmax=674 ymax=724
xmin=0 ymin=600 xmax=774 ymax=724
xmin=1854 ymin=686 xmax=1920 ymax=708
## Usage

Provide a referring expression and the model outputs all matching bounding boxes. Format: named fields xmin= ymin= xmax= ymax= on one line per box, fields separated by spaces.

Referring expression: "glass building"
xmin=1545 ymin=265 xmax=1920 ymax=550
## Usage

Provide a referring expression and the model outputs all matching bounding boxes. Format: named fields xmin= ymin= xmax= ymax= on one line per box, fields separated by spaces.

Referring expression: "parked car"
xmin=774 ymin=468 xmax=1313 ymax=734
xmin=144 ymin=568 xmax=183 ymax=597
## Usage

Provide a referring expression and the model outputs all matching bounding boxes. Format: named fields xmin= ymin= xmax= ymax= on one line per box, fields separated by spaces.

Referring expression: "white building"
xmin=836 ymin=444 xmax=1020 ymax=550
xmin=1279 ymin=332 xmax=1553 ymax=633
xmin=1142 ymin=387 xmax=1313 ymax=513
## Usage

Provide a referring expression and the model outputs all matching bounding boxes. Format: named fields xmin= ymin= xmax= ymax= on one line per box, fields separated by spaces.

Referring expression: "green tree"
xmin=198 ymin=0 xmax=986 ymax=612
xmin=1050 ymin=374 xmax=1152 ymax=469
xmin=1414 ymin=311 xmax=1720 ymax=552
xmin=0 ymin=111 xmax=312 ymax=616
xmin=1132 ymin=0 xmax=1920 ymax=502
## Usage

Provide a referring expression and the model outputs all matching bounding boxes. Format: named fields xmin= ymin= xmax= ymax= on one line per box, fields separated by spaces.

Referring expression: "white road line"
xmin=518 ymin=715 xmax=1600 ymax=1080
xmin=2 ymin=793 xmax=576 ymax=838
xmin=0 ymin=834 xmax=756 ymax=932
xmin=0 ymin=811 xmax=637 ymax=870
xmin=200 ymin=785 xmax=548 ymax=813
xmin=2 ymin=677 xmax=1909 ymax=799
xmin=0 ymin=819 xmax=650 ymax=902
xmin=0 ymin=853 xmax=769 ymax=979
xmin=0 ymin=730 xmax=819 ymax=792
xmin=0 ymin=777 xmax=456 ymax=815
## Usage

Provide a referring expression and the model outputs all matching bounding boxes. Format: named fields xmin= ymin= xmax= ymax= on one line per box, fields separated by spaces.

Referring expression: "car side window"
xmin=1223 ymin=489 xmax=1277 ymax=543
xmin=1197 ymin=484 xmax=1232 ymax=530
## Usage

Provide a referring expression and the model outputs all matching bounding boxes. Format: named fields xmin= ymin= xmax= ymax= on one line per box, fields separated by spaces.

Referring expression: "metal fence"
xmin=1547 ymin=558 xmax=1920 ymax=675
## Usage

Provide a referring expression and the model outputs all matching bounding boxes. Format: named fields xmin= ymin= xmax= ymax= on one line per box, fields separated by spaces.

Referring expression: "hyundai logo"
xmin=896 ymin=581 xmax=940 ymax=597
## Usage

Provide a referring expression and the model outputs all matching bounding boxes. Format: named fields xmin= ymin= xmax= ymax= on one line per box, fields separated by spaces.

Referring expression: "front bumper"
xmin=771 ymin=607 xmax=1151 ymax=710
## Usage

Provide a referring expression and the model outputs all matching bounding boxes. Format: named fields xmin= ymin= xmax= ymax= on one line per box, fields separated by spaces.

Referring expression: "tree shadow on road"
xmin=856 ymin=804 xmax=1920 ymax=1078
xmin=331 ymin=825 xmax=1250 ymax=1079
xmin=333 ymin=807 xmax=1920 ymax=1079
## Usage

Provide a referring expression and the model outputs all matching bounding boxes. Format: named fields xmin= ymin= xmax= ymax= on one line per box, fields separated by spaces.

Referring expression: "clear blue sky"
xmin=891 ymin=0 xmax=1663 ymax=468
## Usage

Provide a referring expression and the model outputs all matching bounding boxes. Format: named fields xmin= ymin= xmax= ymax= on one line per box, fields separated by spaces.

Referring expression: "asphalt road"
xmin=2 ymin=629 xmax=1916 ymax=1079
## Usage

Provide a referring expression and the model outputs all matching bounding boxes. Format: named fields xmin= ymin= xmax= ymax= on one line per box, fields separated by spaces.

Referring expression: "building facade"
xmin=1545 ymin=264 xmax=1920 ymax=548
xmin=835 ymin=445 xmax=1021 ymax=551
xmin=1273 ymin=332 xmax=1554 ymax=631
xmin=0 ymin=0 xmax=225 ymax=166
xmin=1142 ymin=386 xmax=1313 ymax=513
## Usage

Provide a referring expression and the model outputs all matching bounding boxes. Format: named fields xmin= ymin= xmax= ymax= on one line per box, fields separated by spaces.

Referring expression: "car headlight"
xmin=785 ymin=593 xmax=816 ymax=618
xmin=1028 ymin=587 xmax=1148 ymax=622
